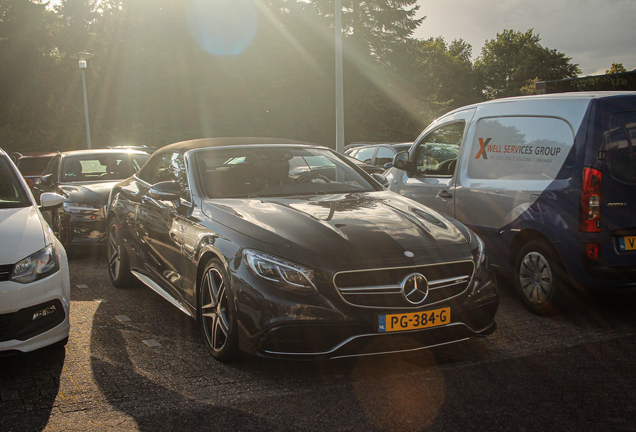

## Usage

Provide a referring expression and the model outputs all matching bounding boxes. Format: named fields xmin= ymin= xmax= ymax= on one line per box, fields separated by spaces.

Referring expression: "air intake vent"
xmin=0 ymin=264 xmax=13 ymax=282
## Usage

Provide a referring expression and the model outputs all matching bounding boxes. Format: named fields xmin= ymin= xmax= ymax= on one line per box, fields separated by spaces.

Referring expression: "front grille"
xmin=334 ymin=261 xmax=474 ymax=308
xmin=0 ymin=264 xmax=13 ymax=281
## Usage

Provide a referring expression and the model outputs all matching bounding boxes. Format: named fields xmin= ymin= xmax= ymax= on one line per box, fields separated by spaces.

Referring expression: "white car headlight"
xmin=12 ymin=244 xmax=60 ymax=284
xmin=244 ymin=250 xmax=317 ymax=294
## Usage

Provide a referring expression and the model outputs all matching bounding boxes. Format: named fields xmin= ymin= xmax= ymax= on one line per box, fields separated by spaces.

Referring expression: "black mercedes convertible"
xmin=106 ymin=138 xmax=498 ymax=362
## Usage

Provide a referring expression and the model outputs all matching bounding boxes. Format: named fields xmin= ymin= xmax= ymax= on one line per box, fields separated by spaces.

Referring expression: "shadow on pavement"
xmin=0 ymin=344 xmax=66 ymax=432
xmin=87 ymin=288 xmax=468 ymax=432
xmin=88 ymin=294 xmax=294 ymax=432
xmin=84 ymin=259 xmax=636 ymax=431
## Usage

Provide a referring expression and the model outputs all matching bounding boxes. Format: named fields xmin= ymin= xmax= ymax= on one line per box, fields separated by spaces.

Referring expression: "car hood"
xmin=0 ymin=206 xmax=47 ymax=265
xmin=59 ymin=181 xmax=118 ymax=205
xmin=201 ymin=191 xmax=467 ymax=256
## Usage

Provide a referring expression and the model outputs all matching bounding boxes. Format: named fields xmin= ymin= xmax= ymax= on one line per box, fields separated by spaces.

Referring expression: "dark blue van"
xmin=386 ymin=92 xmax=636 ymax=314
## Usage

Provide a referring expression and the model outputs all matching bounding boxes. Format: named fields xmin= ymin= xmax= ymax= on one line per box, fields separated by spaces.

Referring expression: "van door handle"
xmin=438 ymin=190 xmax=453 ymax=199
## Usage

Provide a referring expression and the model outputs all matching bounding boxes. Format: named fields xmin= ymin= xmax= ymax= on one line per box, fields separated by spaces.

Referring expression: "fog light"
xmin=33 ymin=305 xmax=56 ymax=321
xmin=586 ymin=243 xmax=599 ymax=260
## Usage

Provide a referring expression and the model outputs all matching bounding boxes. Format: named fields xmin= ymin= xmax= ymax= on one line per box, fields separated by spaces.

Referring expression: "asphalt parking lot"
xmin=2 ymin=247 xmax=636 ymax=432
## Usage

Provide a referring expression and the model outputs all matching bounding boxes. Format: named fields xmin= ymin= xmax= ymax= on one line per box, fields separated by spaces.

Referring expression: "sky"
xmin=413 ymin=0 xmax=636 ymax=76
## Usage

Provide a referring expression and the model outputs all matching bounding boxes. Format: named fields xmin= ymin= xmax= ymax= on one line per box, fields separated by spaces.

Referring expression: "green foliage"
xmin=606 ymin=63 xmax=628 ymax=74
xmin=411 ymin=37 xmax=485 ymax=111
xmin=475 ymin=29 xmax=581 ymax=99
xmin=0 ymin=3 xmax=586 ymax=154
xmin=310 ymin=0 xmax=424 ymax=62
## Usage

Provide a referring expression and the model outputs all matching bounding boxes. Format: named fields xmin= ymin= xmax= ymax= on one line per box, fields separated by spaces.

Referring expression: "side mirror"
xmin=370 ymin=173 xmax=389 ymax=188
xmin=149 ymin=181 xmax=182 ymax=202
xmin=392 ymin=151 xmax=412 ymax=172
xmin=39 ymin=192 xmax=65 ymax=211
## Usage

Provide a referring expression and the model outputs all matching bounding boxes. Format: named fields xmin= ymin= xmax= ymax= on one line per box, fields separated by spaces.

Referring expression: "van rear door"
xmin=599 ymin=95 xmax=636 ymax=267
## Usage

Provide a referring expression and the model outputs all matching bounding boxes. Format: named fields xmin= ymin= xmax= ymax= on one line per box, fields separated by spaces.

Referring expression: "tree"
xmin=310 ymin=0 xmax=424 ymax=62
xmin=606 ymin=63 xmax=627 ymax=74
xmin=0 ymin=0 xmax=62 ymax=151
xmin=410 ymin=37 xmax=484 ymax=111
xmin=475 ymin=29 xmax=581 ymax=99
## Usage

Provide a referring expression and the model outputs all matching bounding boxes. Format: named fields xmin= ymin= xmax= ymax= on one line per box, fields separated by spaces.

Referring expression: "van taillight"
xmin=579 ymin=167 xmax=602 ymax=232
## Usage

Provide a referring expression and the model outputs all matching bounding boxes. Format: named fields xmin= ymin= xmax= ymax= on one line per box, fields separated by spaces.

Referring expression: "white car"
xmin=0 ymin=148 xmax=70 ymax=354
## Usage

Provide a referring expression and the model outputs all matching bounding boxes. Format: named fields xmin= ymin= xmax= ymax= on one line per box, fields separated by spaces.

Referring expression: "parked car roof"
xmin=158 ymin=137 xmax=321 ymax=153
xmin=59 ymin=148 xmax=151 ymax=157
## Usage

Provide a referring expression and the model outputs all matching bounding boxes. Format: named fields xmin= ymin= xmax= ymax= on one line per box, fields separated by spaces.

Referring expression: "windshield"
xmin=195 ymin=146 xmax=376 ymax=198
xmin=61 ymin=152 xmax=149 ymax=182
xmin=0 ymin=156 xmax=31 ymax=209
xmin=17 ymin=156 xmax=54 ymax=174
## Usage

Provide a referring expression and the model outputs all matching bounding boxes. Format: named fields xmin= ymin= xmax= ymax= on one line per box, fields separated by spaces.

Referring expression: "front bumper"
xmin=0 ymin=265 xmax=71 ymax=354
xmin=59 ymin=209 xmax=108 ymax=244
xmin=257 ymin=301 xmax=498 ymax=360
xmin=233 ymin=262 xmax=499 ymax=360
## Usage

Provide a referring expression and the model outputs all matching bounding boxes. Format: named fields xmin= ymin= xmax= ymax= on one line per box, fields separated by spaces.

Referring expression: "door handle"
xmin=438 ymin=190 xmax=453 ymax=199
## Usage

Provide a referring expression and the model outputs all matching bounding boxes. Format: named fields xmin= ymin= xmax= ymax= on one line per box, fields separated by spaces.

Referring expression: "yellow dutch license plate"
xmin=378 ymin=307 xmax=450 ymax=333
xmin=619 ymin=236 xmax=636 ymax=251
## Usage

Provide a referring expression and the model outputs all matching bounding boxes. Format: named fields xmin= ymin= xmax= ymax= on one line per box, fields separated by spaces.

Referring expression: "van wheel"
xmin=514 ymin=239 xmax=567 ymax=315
xmin=198 ymin=259 xmax=239 ymax=362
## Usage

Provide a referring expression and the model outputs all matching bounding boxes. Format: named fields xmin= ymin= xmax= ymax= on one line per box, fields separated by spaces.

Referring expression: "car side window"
xmin=153 ymin=152 xmax=191 ymax=201
xmin=354 ymin=147 xmax=376 ymax=165
xmin=41 ymin=155 xmax=59 ymax=179
xmin=136 ymin=153 xmax=163 ymax=184
xmin=606 ymin=111 xmax=636 ymax=184
xmin=375 ymin=147 xmax=395 ymax=167
xmin=414 ymin=122 xmax=463 ymax=177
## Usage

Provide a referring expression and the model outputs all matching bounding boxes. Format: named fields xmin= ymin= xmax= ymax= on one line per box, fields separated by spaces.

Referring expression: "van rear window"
xmin=467 ymin=117 xmax=574 ymax=181
xmin=606 ymin=112 xmax=636 ymax=184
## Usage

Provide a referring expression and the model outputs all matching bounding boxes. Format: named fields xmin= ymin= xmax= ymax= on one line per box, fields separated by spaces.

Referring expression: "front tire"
xmin=198 ymin=259 xmax=239 ymax=362
xmin=514 ymin=239 xmax=568 ymax=315
xmin=107 ymin=218 xmax=136 ymax=288
xmin=52 ymin=209 xmax=71 ymax=250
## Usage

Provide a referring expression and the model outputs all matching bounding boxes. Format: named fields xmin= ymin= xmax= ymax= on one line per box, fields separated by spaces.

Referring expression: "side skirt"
xmin=131 ymin=271 xmax=192 ymax=317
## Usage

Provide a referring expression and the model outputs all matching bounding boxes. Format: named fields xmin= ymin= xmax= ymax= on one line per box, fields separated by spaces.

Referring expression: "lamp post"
xmin=335 ymin=0 xmax=344 ymax=154
xmin=70 ymin=52 xmax=94 ymax=150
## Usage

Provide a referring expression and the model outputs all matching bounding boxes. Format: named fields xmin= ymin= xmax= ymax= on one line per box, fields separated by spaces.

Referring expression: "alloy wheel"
xmin=108 ymin=223 xmax=121 ymax=281
xmin=201 ymin=267 xmax=230 ymax=352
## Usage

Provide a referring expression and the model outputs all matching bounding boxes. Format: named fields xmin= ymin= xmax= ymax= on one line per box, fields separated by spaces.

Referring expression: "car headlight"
xmin=63 ymin=201 xmax=101 ymax=214
xmin=244 ymin=250 xmax=317 ymax=294
xmin=12 ymin=244 xmax=60 ymax=284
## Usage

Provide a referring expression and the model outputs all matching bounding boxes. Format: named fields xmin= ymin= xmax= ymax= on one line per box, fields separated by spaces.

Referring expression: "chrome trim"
xmin=338 ymin=284 xmax=401 ymax=292
xmin=336 ymin=275 xmax=470 ymax=294
xmin=333 ymin=260 xmax=473 ymax=277
xmin=131 ymin=271 xmax=192 ymax=317
xmin=401 ymin=272 xmax=429 ymax=305
xmin=429 ymin=275 xmax=470 ymax=287
xmin=332 ymin=260 xmax=474 ymax=309
xmin=331 ymin=337 xmax=470 ymax=360
xmin=261 ymin=322 xmax=475 ymax=358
